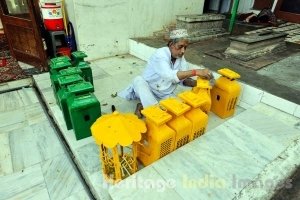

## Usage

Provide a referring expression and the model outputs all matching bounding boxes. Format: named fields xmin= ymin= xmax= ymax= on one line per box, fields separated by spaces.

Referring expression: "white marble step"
xmin=109 ymin=103 xmax=300 ymax=200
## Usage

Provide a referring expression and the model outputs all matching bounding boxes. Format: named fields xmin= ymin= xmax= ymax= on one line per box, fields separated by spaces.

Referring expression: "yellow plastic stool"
xmin=211 ymin=68 xmax=241 ymax=118
xmin=137 ymin=105 xmax=176 ymax=166
xmin=160 ymin=98 xmax=192 ymax=149
xmin=192 ymin=78 xmax=212 ymax=113
xmin=178 ymin=91 xmax=209 ymax=141
xmin=91 ymin=111 xmax=146 ymax=183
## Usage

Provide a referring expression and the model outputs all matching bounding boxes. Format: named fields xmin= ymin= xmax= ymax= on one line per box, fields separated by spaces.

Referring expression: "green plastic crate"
xmin=49 ymin=60 xmax=72 ymax=75
xmin=68 ymin=93 xmax=101 ymax=140
xmin=67 ymin=81 xmax=94 ymax=96
xmin=77 ymin=61 xmax=93 ymax=85
xmin=71 ymin=51 xmax=87 ymax=66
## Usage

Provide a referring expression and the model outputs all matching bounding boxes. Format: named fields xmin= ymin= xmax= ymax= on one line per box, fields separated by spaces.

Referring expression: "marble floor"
xmin=33 ymin=54 xmax=244 ymax=200
xmin=0 ymin=44 xmax=299 ymax=199
xmin=0 ymin=83 xmax=91 ymax=200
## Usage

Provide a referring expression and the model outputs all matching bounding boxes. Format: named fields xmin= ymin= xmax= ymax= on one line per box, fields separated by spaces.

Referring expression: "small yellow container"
xmin=178 ymin=91 xmax=209 ymax=141
xmin=160 ymin=98 xmax=192 ymax=149
xmin=211 ymin=68 xmax=241 ymax=119
xmin=137 ymin=105 xmax=176 ymax=166
xmin=192 ymin=78 xmax=212 ymax=113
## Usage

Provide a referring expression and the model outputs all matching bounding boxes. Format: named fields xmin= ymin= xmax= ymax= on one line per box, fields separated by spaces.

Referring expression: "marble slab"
xmin=87 ymin=171 xmax=112 ymax=200
xmin=89 ymin=64 xmax=109 ymax=80
xmin=239 ymin=83 xmax=263 ymax=107
xmin=0 ymin=110 xmax=26 ymax=132
xmin=235 ymin=138 xmax=300 ymax=200
xmin=33 ymin=73 xmax=52 ymax=91
xmin=9 ymin=126 xmax=40 ymax=171
xmin=0 ymin=91 xmax=25 ymax=112
xmin=49 ymin=105 xmax=95 ymax=150
xmin=74 ymin=142 xmax=100 ymax=177
xmin=220 ymin=119 xmax=284 ymax=165
xmin=9 ymin=121 xmax=65 ymax=172
xmin=64 ymin=189 xmax=92 ymax=200
xmin=206 ymin=106 xmax=245 ymax=132
xmin=41 ymin=154 xmax=85 ymax=200
xmin=0 ymin=164 xmax=49 ymax=200
xmin=251 ymin=103 xmax=300 ymax=128
xmin=91 ymin=55 xmax=145 ymax=77
xmin=31 ymin=121 xmax=65 ymax=160
xmin=7 ymin=78 xmax=32 ymax=90
xmin=23 ymin=103 xmax=48 ymax=125
xmin=17 ymin=87 xmax=39 ymax=106
xmin=234 ymin=108 xmax=300 ymax=147
xmin=0 ymin=132 xmax=13 ymax=176
xmin=261 ymin=92 xmax=298 ymax=115
xmin=149 ymin=127 xmax=264 ymax=200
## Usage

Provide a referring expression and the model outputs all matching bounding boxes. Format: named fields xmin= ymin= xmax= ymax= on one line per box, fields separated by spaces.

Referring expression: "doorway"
xmin=253 ymin=0 xmax=274 ymax=10
xmin=274 ymin=0 xmax=300 ymax=23
xmin=0 ymin=0 xmax=48 ymax=71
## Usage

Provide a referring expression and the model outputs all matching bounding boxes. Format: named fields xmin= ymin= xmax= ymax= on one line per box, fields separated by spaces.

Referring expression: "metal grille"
xmin=160 ymin=138 xmax=173 ymax=158
xmin=227 ymin=97 xmax=237 ymax=111
xmin=176 ymin=135 xmax=189 ymax=149
xmin=193 ymin=127 xmax=205 ymax=140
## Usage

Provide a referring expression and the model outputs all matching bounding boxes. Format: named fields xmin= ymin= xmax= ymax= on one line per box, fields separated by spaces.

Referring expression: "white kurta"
xmin=118 ymin=47 xmax=188 ymax=107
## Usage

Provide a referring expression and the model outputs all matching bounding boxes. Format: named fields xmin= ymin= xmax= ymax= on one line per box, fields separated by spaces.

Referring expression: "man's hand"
xmin=182 ymin=78 xmax=196 ymax=87
xmin=177 ymin=68 xmax=213 ymax=81
xmin=196 ymin=69 xmax=213 ymax=80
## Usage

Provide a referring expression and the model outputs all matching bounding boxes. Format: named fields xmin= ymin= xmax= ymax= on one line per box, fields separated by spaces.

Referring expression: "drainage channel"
xmin=31 ymin=82 xmax=97 ymax=200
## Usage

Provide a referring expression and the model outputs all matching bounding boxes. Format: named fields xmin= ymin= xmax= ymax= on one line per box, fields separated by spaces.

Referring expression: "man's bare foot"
xmin=134 ymin=103 xmax=143 ymax=119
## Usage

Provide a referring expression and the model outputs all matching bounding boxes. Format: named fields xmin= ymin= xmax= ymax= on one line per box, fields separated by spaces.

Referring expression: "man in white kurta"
xmin=119 ymin=29 xmax=212 ymax=117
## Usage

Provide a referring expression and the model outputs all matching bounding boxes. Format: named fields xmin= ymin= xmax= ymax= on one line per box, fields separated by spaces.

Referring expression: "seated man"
xmin=119 ymin=29 xmax=213 ymax=117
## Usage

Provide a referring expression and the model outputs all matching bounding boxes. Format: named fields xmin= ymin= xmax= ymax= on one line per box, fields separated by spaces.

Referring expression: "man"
xmin=119 ymin=29 xmax=213 ymax=117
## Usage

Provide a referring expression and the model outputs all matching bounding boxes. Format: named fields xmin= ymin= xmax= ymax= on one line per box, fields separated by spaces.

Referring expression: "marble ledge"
xmin=261 ymin=92 xmax=298 ymax=116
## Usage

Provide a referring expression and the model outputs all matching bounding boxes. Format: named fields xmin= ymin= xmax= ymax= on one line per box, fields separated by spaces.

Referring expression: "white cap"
xmin=169 ymin=29 xmax=188 ymax=39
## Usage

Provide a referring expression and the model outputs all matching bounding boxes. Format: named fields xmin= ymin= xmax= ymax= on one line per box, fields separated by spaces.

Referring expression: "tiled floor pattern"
xmin=0 ymin=87 xmax=91 ymax=200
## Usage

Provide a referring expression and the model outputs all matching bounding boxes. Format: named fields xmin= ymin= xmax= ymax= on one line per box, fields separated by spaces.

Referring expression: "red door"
xmin=0 ymin=0 xmax=48 ymax=71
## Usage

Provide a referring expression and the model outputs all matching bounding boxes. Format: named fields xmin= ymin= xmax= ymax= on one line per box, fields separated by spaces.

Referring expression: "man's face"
xmin=170 ymin=39 xmax=189 ymax=58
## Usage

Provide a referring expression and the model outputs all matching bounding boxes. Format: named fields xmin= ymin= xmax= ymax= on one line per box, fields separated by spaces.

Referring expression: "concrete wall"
xmin=65 ymin=0 xmax=204 ymax=60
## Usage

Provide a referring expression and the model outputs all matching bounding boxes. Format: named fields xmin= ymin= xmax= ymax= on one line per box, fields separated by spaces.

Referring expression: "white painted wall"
xmin=238 ymin=0 xmax=255 ymax=13
xmin=209 ymin=0 xmax=255 ymax=13
xmin=65 ymin=0 xmax=204 ymax=60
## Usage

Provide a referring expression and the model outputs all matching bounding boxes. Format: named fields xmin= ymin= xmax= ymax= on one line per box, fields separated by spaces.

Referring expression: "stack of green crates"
xmin=58 ymin=81 xmax=94 ymax=130
xmin=49 ymin=52 xmax=101 ymax=140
